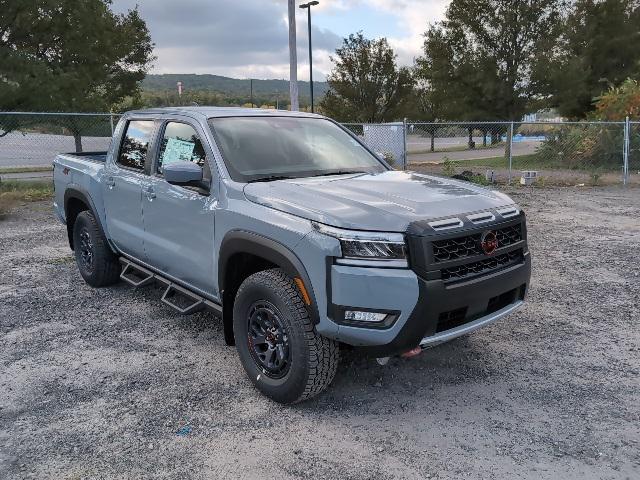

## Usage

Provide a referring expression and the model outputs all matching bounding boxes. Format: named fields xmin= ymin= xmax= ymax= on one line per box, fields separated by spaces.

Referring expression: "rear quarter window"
xmin=118 ymin=120 xmax=154 ymax=170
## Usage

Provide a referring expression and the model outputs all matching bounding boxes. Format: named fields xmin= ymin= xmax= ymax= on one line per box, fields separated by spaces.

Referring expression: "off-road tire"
xmin=233 ymin=268 xmax=339 ymax=404
xmin=72 ymin=211 xmax=120 ymax=287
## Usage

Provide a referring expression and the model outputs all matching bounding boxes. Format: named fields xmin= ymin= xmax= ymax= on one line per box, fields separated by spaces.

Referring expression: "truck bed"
xmin=53 ymin=151 xmax=109 ymax=226
xmin=61 ymin=151 xmax=108 ymax=163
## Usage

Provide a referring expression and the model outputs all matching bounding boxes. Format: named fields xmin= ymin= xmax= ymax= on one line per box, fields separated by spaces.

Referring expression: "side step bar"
xmin=119 ymin=258 xmax=222 ymax=316
xmin=120 ymin=261 xmax=154 ymax=287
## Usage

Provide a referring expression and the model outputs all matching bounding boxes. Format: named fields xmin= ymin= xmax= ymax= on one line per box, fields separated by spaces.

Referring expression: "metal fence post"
xmin=623 ymin=116 xmax=630 ymax=185
xmin=402 ymin=117 xmax=408 ymax=170
xmin=507 ymin=122 xmax=514 ymax=184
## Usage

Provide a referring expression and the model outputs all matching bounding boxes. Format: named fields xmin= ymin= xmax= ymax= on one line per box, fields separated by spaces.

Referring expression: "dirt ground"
xmin=1 ymin=187 xmax=639 ymax=479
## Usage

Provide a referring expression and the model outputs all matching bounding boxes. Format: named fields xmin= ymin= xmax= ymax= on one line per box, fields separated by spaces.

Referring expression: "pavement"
xmin=0 ymin=171 xmax=52 ymax=181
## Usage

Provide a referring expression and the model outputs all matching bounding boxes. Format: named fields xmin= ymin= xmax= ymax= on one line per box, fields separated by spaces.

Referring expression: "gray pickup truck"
xmin=53 ymin=107 xmax=531 ymax=403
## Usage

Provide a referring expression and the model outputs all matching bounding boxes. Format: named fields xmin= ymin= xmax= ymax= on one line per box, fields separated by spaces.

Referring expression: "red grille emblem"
xmin=480 ymin=231 xmax=498 ymax=255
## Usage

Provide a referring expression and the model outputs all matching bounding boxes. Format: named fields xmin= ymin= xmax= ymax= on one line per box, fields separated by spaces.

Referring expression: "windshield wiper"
xmin=309 ymin=170 xmax=368 ymax=178
xmin=247 ymin=175 xmax=295 ymax=183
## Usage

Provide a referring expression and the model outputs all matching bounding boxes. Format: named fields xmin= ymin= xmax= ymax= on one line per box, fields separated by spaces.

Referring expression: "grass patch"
xmin=449 ymin=154 xmax=538 ymax=169
xmin=0 ymin=180 xmax=54 ymax=217
xmin=0 ymin=166 xmax=53 ymax=174
xmin=446 ymin=154 xmax=620 ymax=173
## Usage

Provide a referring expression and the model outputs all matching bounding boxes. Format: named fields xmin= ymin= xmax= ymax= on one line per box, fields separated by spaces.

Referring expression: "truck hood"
xmin=243 ymin=170 xmax=515 ymax=232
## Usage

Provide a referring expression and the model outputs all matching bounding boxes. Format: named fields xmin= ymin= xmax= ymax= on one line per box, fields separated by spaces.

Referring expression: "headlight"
xmin=312 ymin=222 xmax=408 ymax=267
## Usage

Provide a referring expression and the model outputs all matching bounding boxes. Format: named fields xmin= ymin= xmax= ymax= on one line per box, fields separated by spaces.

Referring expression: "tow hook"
xmin=400 ymin=347 xmax=422 ymax=359
xmin=376 ymin=346 xmax=423 ymax=365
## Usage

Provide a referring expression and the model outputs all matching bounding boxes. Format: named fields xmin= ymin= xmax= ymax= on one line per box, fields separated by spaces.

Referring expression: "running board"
xmin=118 ymin=258 xmax=222 ymax=316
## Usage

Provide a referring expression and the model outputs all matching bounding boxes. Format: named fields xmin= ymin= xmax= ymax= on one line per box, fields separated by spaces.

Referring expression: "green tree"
xmin=319 ymin=32 xmax=413 ymax=122
xmin=535 ymin=0 xmax=640 ymax=119
xmin=415 ymin=0 xmax=563 ymax=122
xmin=0 ymin=0 xmax=154 ymax=150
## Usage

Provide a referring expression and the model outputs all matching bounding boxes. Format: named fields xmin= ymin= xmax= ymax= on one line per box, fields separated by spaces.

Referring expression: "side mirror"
xmin=163 ymin=161 xmax=203 ymax=186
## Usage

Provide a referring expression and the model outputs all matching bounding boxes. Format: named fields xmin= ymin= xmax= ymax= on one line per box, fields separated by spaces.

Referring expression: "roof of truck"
xmin=127 ymin=106 xmax=323 ymax=119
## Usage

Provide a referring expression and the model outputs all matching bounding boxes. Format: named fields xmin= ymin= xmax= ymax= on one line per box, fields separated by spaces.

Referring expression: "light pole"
xmin=299 ymin=1 xmax=319 ymax=113
xmin=288 ymin=0 xmax=299 ymax=111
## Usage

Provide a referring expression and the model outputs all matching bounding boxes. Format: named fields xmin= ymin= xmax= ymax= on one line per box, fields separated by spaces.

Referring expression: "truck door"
xmin=103 ymin=119 xmax=155 ymax=261
xmin=141 ymin=120 xmax=217 ymax=298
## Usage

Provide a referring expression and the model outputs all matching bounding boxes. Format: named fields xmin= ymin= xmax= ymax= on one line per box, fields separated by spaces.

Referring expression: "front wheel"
xmin=233 ymin=269 xmax=339 ymax=404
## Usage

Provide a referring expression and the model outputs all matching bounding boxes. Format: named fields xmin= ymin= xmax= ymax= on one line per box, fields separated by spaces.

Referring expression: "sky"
xmin=112 ymin=0 xmax=449 ymax=81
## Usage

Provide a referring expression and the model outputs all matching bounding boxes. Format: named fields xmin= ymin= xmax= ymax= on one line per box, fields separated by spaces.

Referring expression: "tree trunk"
xmin=430 ymin=129 xmax=435 ymax=152
xmin=468 ymin=128 xmax=475 ymax=149
xmin=482 ymin=129 xmax=487 ymax=147
xmin=73 ymin=131 xmax=83 ymax=153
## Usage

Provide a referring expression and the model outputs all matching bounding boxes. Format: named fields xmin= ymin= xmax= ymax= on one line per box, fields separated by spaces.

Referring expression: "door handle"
xmin=144 ymin=186 xmax=156 ymax=201
xmin=105 ymin=177 xmax=115 ymax=188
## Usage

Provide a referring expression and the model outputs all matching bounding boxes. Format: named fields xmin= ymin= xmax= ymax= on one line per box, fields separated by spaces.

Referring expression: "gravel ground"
xmin=1 ymin=187 xmax=639 ymax=479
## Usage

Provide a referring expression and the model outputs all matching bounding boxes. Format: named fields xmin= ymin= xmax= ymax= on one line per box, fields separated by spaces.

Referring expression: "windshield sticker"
xmin=162 ymin=138 xmax=195 ymax=164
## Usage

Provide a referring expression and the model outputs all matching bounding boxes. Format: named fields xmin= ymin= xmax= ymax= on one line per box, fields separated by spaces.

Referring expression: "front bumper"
xmin=419 ymin=299 xmax=523 ymax=348
xmin=328 ymin=252 xmax=531 ymax=357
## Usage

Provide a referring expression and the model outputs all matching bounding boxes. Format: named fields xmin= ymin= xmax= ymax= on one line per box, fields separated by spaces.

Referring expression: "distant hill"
xmin=142 ymin=74 xmax=329 ymax=102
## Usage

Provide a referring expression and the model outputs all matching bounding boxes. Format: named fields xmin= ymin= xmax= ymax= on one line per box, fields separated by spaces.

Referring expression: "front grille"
xmin=432 ymin=224 xmax=522 ymax=263
xmin=441 ymin=249 xmax=524 ymax=282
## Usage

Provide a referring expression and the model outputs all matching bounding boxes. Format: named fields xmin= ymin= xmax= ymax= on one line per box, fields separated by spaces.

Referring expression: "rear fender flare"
xmin=63 ymin=187 xmax=114 ymax=252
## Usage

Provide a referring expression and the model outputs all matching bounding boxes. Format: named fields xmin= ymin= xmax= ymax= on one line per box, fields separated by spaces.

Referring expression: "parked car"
xmin=53 ymin=107 xmax=531 ymax=403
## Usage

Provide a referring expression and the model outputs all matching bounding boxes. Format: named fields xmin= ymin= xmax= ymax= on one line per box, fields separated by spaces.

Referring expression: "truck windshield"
xmin=208 ymin=117 xmax=387 ymax=182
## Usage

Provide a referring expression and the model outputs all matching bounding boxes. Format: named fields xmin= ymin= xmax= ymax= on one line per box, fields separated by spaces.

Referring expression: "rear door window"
xmin=157 ymin=122 xmax=207 ymax=174
xmin=117 ymin=120 xmax=154 ymax=171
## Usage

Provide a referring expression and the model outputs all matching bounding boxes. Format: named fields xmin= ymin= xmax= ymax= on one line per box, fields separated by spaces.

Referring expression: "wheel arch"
xmin=63 ymin=187 xmax=111 ymax=252
xmin=218 ymin=230 xmax=320 ymax=346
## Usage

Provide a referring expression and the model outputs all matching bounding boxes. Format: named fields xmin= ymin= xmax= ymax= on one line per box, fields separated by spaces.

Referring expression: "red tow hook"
xmin=400 ymin=346 xmax=422 ymax=358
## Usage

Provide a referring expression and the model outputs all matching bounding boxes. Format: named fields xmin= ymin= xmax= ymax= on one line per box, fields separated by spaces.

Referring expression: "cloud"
xmin=114 ymin=0 xmax=342 ymax=79
xmin=112 ymin=0 xmax=448 ymax=79
xmin=366 ymin=0 xmax=449 ymax=65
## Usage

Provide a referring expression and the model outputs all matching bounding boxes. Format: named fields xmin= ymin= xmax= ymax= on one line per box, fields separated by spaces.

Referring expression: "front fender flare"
xmin=218 ymin=230 xmax=320 ymax=325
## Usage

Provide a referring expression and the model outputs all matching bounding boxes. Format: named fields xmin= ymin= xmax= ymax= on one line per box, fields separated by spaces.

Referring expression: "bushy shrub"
xmin=533 ymin=124 xmax=623 ymax=171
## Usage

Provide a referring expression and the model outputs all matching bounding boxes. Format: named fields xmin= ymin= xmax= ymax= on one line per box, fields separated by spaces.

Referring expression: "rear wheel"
xmin=72 ymin=211 xmax=120 ymax=287
xmin=233 ymin=268 xmax=339 ymax=404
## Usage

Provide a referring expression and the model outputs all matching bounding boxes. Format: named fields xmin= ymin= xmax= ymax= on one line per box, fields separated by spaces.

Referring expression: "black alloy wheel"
xmin=247 ymin=301 xmax=291 ymax=379
xmin=78 ymin=227 xmax=95 ymax=273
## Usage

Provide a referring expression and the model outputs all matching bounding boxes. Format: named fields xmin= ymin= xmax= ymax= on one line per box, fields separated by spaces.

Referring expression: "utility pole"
xmin=250 ymin=79 xmax=254 ymax=108
xmin=288 ymin=0 xmax=299 ymax=111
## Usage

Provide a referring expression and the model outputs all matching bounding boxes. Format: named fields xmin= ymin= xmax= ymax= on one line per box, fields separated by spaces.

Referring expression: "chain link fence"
xmin=0 ymin=112 xmax=636 ymax=186
xmin=407 ymin=121 xmax=633 ymax=186
xmin=0 ymin=112 xmax=119 ymax=168
xmin=343 ymin=122 xmax=407 ymax=169
xmin=630 ymin=122 xmax=640 ymax=179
